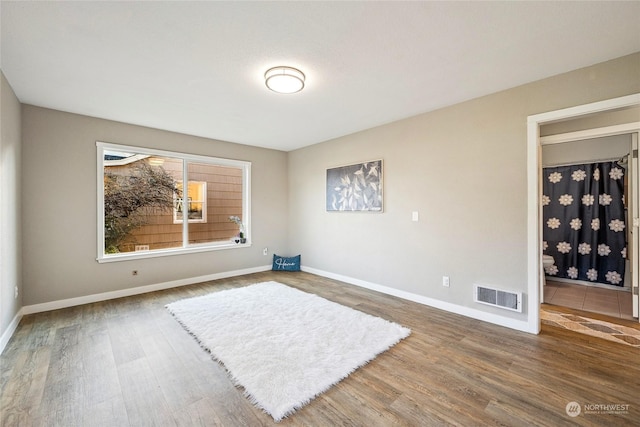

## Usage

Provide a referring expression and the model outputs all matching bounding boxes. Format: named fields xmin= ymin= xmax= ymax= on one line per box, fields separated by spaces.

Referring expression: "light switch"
xmin=412 ymin=211 xmax=419 ymax=222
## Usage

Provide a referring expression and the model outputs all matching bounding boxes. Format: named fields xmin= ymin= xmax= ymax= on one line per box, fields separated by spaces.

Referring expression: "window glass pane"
xmin=103 ymin=152 xmax=182 ymax=254
xmin=187 ymin=162 xmax=244 ymax=245
xmin=174 ymin=181 xmax=207 ymax=223
xmin=99 ymin=142 xmax=250 ymax=261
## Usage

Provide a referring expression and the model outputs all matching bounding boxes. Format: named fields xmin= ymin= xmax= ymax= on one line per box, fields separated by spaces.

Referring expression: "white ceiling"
xmin=2 ymin=1 xmax=639 ymax=152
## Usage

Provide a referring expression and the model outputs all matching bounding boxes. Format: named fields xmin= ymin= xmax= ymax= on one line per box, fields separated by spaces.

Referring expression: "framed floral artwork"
xmin=326 ymin=160 xmax=383 ymax=212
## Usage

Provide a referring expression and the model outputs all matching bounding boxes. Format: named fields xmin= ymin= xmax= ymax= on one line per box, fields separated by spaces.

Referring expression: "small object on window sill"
xmin=240 ymin=238 xmax=247 ymax=244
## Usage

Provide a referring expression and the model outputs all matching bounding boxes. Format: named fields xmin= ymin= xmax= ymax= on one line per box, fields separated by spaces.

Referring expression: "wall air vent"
xmin=474 ymin=284 xmax=522 ymax=313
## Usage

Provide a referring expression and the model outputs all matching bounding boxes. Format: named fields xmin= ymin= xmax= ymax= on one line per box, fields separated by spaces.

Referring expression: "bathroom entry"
xmin=542 ymin=160 xmax=626 ymax=285
xmin=541 ymin=133 xmax=638 ymax=320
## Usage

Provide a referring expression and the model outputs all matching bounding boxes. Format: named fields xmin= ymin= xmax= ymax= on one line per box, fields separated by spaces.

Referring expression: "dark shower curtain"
xmin=542 ymin=161 xmax=627 ymax=286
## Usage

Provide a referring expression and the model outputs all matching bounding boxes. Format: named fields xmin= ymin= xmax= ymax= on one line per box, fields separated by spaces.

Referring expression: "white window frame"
xmin=173 ymin=181 xmax=207 ymax=224
xmin=97 ymin=141 xmax=251 ymax=263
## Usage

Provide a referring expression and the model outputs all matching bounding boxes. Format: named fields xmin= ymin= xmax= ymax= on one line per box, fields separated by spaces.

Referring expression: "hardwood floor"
xmin=1 ymin=271 xmax=638 ymax=426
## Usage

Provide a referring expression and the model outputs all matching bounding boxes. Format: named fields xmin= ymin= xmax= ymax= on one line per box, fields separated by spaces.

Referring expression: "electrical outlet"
xmin=132 ymin=270 xmax=138 ymax=276
xmin=14 ymin=286 xmax=18 ymax=299
xmin=442 ymin=276 xmax=450 ymax=287
xmin=263 ymin=247 xmax=268 ymax=256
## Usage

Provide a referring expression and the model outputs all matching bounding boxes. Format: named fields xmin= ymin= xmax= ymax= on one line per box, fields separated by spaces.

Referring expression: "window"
xmin=174 ymin=181 xmax=207 ymax=223
xmin=97 ymin=142 xmax=251 ymax=262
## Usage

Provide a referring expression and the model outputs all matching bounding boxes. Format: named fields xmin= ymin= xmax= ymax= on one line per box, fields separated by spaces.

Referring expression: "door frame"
xmin=631 ymin=133 xmax=639 ymax=318
xmin=526 ymin=93 xmax=640 ymax=334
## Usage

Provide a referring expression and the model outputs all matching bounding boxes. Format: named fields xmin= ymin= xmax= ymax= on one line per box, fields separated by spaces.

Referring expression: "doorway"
xmin=540 ymin=134 xmax=634 ymax=320
xmin=526 ymin=93 xmax=640 ymax=334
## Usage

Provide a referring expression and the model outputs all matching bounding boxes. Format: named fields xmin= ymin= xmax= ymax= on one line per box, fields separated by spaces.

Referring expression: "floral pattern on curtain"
xmin=542 ymin=162 xmax=627 ymax=286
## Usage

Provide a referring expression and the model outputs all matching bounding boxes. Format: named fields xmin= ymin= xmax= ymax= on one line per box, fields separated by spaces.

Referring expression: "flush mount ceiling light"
xmin=264 ymin=66 xmax=305 ymax=94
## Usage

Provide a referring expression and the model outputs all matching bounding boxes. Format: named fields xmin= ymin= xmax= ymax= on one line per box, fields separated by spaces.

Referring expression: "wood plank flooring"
xmin=1 ymin=271 xmax=638 ymax=426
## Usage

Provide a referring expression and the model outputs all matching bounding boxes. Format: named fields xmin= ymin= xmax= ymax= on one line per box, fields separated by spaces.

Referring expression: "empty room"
xmin=1 ymin=2 xmax=639 ymax=426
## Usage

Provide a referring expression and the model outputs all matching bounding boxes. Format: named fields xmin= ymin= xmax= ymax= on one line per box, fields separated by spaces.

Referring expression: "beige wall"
xmin=288 ymin=53 xmax=640 ymax=322
xmin=21 ymin=106 xmax=288 ymax=305
xmin=0 ymin=71 xmax=22 ymax=336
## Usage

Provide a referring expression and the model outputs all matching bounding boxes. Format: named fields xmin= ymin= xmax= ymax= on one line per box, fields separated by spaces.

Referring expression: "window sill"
xmin=97 ymin=240 xmax=252 ymax=263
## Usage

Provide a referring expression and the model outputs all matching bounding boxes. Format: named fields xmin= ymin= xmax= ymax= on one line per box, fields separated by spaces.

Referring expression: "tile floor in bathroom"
xmin=544 ymin=279 xmax=634 ymax=320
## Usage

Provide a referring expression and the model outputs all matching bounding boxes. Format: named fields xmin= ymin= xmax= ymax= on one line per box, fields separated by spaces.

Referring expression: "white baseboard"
xmin=302 ymin=266 xmax=536 ymax=334
xmin=21 ymin=265 xmax=272 ymax=316
xmin=0 ymin=310 xmax=23 ymax=355
xmin=3 ymin=263 xmax=536 ymax=355
xmin=1 ymin=266 xmax=264 ymax=354
xmin=1 ymin=265 xmax=267 ymax=354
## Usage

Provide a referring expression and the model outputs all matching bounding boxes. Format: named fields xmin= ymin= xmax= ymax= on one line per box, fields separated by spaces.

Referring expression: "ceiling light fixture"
xmin=264 ymin=66 xmax=305 ymax=94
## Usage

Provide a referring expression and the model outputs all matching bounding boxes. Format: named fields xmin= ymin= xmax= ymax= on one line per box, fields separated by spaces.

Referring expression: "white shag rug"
xmin=166 ymin=281 xmax=411 ymax=422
